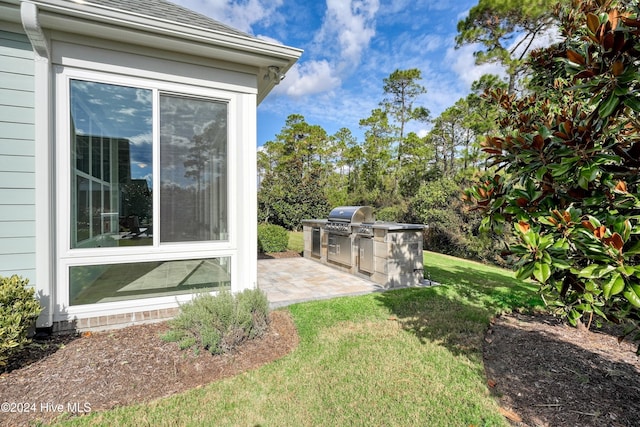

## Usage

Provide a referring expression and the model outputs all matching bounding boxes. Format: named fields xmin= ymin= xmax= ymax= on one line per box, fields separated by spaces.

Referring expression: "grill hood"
xmin=327 ymin=206 xmax=374 ymax=224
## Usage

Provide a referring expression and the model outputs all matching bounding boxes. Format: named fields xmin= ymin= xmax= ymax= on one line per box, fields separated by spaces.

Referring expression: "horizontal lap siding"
xmin=0 ymin=30 xmax=36 ymax=283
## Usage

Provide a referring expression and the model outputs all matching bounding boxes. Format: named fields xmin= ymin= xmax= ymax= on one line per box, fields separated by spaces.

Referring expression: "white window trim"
xmin=54 ymin=66 xmax=242 ymax=320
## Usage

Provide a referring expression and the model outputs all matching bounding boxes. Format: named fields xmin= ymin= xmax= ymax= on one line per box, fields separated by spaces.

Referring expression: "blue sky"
xmin=173 ymin=0 xmax=507 ymax=146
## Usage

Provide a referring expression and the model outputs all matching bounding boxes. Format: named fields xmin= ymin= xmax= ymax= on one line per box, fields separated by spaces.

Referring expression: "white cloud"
xmin=383 ymin=0 xmax=411 ymax=14
xmin=118 ymin=108 xmax=138 ymax=116
xmin=457 ymin=8 xmax=471 ymax=22
xmin=446 ymin=43 xmax=506 ymax=89
xmin=444 ymin=24 xmax=561 ymax=91
xmin=509 ymin=25 xmax=562 ymax=59
xmin=275 ymin=60 xmax=342 ymax=97
xmin=255 ymin=34 xmax=284 ymax=45
xmin=173 ymin=0 xmax=284 ymax=34
xmin=272 ymin=0 xmax=382 ymax=101
xmin=416 ymin=34 xmax=445 ymax=53
xmin=315 ymin=0 xmax=379 ymax=69
xmin=129 ymin=132 xmax=152 ymax=146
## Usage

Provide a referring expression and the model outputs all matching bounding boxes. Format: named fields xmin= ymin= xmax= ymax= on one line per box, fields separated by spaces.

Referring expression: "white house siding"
xmin=0 ymin=30 xmax=36 ymax=285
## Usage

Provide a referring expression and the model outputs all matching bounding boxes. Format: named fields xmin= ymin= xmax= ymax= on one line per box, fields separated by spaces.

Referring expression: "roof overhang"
xmin=3 ymin=0 xmax=302 ymax=103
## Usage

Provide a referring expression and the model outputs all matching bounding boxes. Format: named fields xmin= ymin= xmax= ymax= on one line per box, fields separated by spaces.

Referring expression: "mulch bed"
xmin=484 ymin=313 xmax=640 ymax=426
xmin=0 ymin=311 xmax=298 ymax=427
xmin=258 ymin=250 xmax=302 ymax=259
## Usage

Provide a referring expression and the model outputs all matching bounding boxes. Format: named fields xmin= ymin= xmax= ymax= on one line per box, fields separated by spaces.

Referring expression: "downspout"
xmin=21 ymin=1 xmax=55 ymax=328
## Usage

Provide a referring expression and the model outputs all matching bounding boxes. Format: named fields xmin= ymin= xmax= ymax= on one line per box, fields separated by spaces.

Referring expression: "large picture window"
xmin=66 ymin=77 xmax=230 ymax=305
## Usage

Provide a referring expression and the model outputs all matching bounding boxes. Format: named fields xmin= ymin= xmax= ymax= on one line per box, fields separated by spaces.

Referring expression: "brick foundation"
xmin=52 ymin=307 xmax=180 ymax=334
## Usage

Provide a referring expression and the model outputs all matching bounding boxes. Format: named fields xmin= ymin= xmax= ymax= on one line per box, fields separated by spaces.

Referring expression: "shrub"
xmin=0 ymin=275 xmax=42 ymax=366
xmin=375 ymin=205 xmax=407 ymax=222
xmin=162 ymin=289 xmax=270 ymax=355
xmin=258 ymin=224 xmax=289 ymax=253
xmin=409 ymin=179 xmax=503 ymax=263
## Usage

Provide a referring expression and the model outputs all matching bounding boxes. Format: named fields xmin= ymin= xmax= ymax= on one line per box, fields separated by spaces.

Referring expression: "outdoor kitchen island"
xmin=302 ymin=206 xmax=426 ymax=288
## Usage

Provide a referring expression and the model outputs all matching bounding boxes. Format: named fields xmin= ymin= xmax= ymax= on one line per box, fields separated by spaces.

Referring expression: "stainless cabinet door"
xmin=359 ymin=237 xmax=374 ymax=273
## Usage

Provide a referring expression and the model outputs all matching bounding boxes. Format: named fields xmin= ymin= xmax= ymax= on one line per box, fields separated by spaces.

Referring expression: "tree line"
xmin=257 ymin=67 xmax=507 ymax=261
xmin=259 ymin=0 xmax=640 ymax=340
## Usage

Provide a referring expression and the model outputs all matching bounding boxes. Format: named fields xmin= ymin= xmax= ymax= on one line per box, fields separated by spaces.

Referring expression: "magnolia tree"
xmin=466 ymin=0 xmax=640 ymax=345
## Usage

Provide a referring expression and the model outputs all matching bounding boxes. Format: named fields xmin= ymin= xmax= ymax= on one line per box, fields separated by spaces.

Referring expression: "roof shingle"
xmin=79 ymin=0 xmax=253 ymax=39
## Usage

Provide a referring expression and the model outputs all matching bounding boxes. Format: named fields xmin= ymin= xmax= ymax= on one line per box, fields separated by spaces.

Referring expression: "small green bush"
xmin=258 ymin=223 xmax=289 ymax=253
xmin=162 ymin=289 xmax=270 ymax=355
xmin=376 ymin=206 xmax=407 ymax=222
xmin=0 ymin=275 xmax=42 ymax=366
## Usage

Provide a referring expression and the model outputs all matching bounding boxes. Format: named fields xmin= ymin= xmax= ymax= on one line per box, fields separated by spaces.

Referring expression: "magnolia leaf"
xmin=604 ymin=233 xmax=624 ymax=252
xmin=612 ymin=61 xmax=624 ymax=76
xmin=580 ymin=164 xmax=599 ymax=183
xmin=579 ymin=264 xmax=615 ymax=279
xmin=623 ymin=284 xmax=640 ymax=308
xmin=626 ymin=240 xmax=640 ymax=255
xmin=609 ymin=9 xmax=620 ymax=30
xmin=567 ymin=308 xmax=581 ymax=326
xmin=603 ymin=32 xmax=615 ymax=51
xmin=538 ymin=216 xmax=557 ymax=226
xmin=539 ymin=235 xmax=555 ymax=250
xmin=591 ymin=306 xmax=606 ymax=321
xmin=604 ymin=273 xmax=625 ymax=299
xmin=598 ymin=92 xmax=620 ymax=118
xmin=516 ymin=262 xmax=536 ymax=280
xmin=618 ymin=265 xmax=635 ymax=277
xmin=610 ymin=275 xmax=626 ymax=297
xmin=586 ymin=12 xmax=600 ymax=33
xmin=614 ymin=180 xmax=628 ymax=193
xmin=566 ymin=49 xmax=585 ymax=65
xmin=515 ymin=221 xmax=530 ymax=234
xmin=579 ymin=264 xmax=600 ymax=279
xmin=587 ymin=216 xmax=602 ymax=229
xmin=533 ymin=262 xmax=551 ymax=283
xmin=578 ymin=175 xmax=589 ymax=190
xmin=621 ymin=16 xmax=640 ymax=27
xmin=613 ymin=221 xmax=629 ymax=239
xmin=552 ymin=259 xmax=571 ymax=270
xmin=623 ymin=96 xmax=640 ymax=112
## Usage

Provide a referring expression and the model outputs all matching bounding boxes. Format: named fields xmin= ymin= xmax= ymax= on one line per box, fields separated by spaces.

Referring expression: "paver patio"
xmin=258 ymin=257 xmax=383 ymax=308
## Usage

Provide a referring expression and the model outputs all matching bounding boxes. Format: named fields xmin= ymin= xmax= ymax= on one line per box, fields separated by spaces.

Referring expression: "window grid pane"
xmin=69 ymin=80 xmax=153 ymax=249
xmin=159 ymin=94 xmax=228 ymax=243
xmin=69 ymin=258 xmax=231 ymax=305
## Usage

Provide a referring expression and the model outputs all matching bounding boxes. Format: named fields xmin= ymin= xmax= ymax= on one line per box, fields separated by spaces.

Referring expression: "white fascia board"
xmin=0 ymin=1 xmax=21 ymax=24
xmin=28 ymin=0 xmax=301 ymax=103
xmin=28 ymin=0 xmax=302 ymax=72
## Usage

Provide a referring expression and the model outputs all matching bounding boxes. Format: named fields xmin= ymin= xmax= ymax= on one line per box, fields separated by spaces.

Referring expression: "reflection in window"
xmin=70 ymin=80 xmax=153 ymax=248
xmin=69 ymin=257 xmax=231 ymax=305
xmin=160 ymin=94 xmax=228 ymax=242
xmin=67 ymin=79 xmax=231 ymax=306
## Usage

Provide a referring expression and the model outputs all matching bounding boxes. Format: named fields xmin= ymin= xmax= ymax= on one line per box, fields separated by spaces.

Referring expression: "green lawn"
xmin=58 ymin=251 xmax=542 ymax=427
xmin=288 ymin=231 xmax=304 ymax=253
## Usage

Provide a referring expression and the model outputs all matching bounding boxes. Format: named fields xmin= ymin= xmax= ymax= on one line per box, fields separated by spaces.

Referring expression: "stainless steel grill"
xmin=325 ymin=206 xmax=374 ymax=266
xmin=303 ymin=206 xmax=425 ymax=288
xmin=327 ymin=206 xmax=374 ymax=224
xmin=325 ymin=206 xmax=374 ymax=235
xmin=324 ymin=222 xmax=350 ymax=234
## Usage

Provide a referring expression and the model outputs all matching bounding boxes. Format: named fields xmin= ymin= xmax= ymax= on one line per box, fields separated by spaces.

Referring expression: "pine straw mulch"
xmin=2 ymin=299 xmax=640 ymax=426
